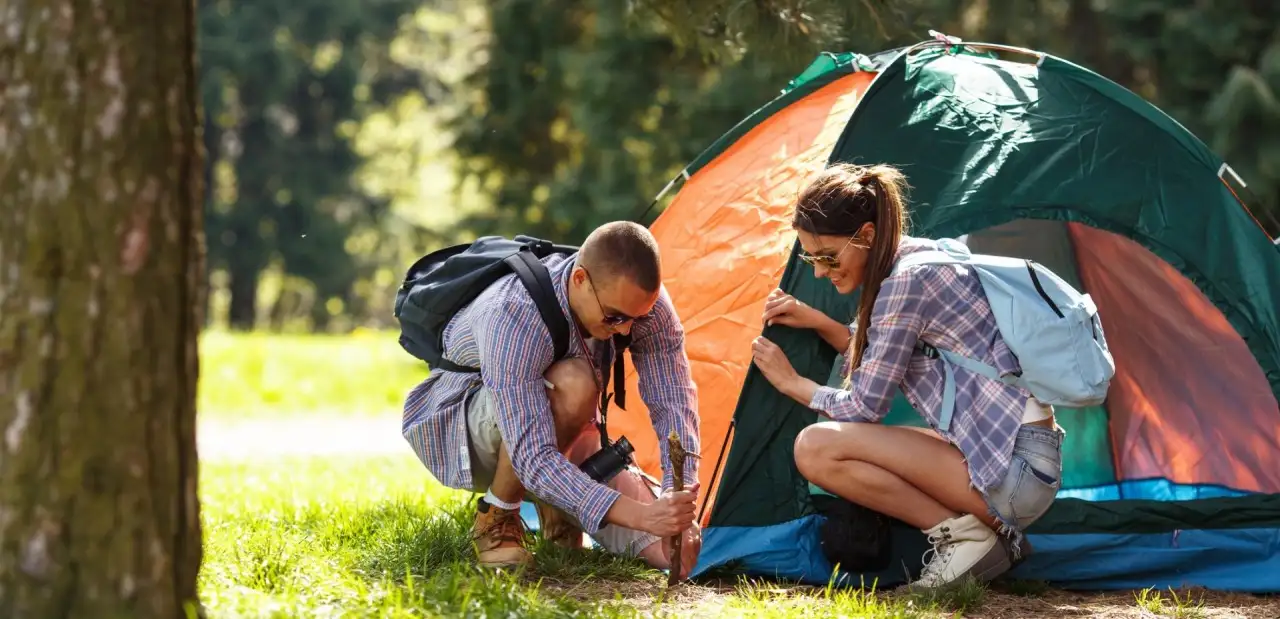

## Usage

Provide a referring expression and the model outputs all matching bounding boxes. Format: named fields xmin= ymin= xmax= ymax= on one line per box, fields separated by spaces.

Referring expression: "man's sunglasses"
xmin=583 ymin=269 xmax=647 ymax=326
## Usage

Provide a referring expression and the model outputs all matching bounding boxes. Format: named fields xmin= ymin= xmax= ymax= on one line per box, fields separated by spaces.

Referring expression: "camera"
xmin=579 ymin=436 xmax=635 ymax=483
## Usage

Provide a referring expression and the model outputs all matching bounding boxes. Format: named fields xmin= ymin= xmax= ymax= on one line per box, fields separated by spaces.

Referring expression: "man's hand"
xmin=663 ymin=522 xmax=702 ymax=580
xmin=640 ymin=482 xmax=700 ymax=537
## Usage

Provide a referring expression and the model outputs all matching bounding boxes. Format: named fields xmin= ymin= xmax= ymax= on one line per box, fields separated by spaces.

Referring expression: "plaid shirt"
xmin=402 ymin=253 xmax=699 ymax=534
xmin=809 ymin=236 xmax=1030 ymax=494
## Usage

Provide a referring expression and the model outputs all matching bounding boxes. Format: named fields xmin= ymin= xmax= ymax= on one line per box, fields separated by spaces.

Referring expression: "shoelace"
xmin=918 ymin=527 xmax=954 ymax=583
xmin=480 ymin=509 xmax=526 ymax=545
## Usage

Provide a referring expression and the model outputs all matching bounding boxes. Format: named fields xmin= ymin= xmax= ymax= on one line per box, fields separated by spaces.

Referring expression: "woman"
xmin=750 ymin=163 xmax=1065 ymax=589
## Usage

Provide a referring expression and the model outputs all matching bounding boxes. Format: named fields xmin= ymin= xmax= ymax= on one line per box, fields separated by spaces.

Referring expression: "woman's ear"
xmin=858 ymin=222 xmax=876 ymax=246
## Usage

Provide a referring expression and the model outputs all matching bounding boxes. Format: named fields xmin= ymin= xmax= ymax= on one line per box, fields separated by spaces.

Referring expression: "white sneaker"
xmin=909 ymin=514 xmax=1011 ymax=589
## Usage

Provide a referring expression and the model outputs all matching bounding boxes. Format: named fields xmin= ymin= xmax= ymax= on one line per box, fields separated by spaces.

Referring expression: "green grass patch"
xmin=198 ymin=329 xmax=425 ymax=419
xmin=199 ymin=453 xmax=665 ymax=617
xmin=1133 ymin=587 xmax=1207 ymax=619
xmin=198 ymin=453 xmax=953 ymax=617
xmin=900 ymin=576 xmax=987 ymax=615
xmin=717 ymin=578 xmax=933 ymax=618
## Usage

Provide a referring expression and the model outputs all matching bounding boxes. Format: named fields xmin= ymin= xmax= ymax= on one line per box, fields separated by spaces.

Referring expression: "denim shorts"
xmin=982 ymin=423 xmax=1064 ymax=549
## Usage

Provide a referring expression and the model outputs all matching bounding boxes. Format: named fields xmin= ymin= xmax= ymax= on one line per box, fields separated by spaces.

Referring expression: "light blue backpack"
xmin=890 ymin=238 xmax=1115 ymax=432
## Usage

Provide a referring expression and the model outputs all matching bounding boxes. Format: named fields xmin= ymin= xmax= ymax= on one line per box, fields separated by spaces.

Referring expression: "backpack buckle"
xmin=916 ymin=341 xmax=939 ymax=359
xmin=523 ymin=237 xmax=554 ymax=256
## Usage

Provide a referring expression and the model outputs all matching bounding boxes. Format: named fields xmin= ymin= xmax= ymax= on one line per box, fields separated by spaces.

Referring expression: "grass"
xmin=1134 ymin=587 xmax=1208 ymax=618
xmin=199 ymin=454 xmax=637 ymax=617
xmin=198 ymin=453 xmax=968 ymax=618
xmin=198 ymin=329 xmax=425 ymax=419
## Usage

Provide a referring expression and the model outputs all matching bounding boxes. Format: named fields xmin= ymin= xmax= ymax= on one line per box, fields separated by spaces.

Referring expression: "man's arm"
xmin=628 ymin=286 xmax=700 ymax=491
xmin=475 ymin=298 xmax=621 ymax=534
xmin=808 ymin=271 xmax=928 ymax=423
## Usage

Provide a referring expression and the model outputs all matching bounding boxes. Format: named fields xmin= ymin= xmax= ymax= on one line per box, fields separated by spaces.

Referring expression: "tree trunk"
xmin=0 ymin=1 xmax=205 ymax=617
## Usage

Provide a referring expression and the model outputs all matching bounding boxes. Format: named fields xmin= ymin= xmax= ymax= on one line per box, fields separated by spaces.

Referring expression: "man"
xmin=402 ymin=221 xmax=702 ymax=576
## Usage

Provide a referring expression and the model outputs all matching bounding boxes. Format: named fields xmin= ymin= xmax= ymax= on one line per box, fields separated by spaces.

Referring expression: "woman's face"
xmin=796 ymin=225 xmax=873 ymax=294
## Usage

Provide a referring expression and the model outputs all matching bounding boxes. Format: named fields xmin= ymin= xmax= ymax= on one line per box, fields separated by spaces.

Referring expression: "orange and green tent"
xmin=604 ymin=37 xmax=1280 ymax=591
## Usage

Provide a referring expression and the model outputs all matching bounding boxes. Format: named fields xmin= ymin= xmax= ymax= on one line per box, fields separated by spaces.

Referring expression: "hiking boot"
xmin=472 ymin=498 xmax=532 ymax=568
xmin=534 ymin=499 xmax=585 ymax=550
xmin=908 ymin=514 xmax=1011 ymax=590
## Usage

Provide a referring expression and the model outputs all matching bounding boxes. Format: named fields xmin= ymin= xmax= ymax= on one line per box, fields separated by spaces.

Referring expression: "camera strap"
xmin=596 ymin=333 xmax=631 ymax=451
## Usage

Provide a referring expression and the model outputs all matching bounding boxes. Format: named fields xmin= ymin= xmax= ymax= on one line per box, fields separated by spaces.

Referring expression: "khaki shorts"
xmin=465 ymin=386 xmax=661 ymax=556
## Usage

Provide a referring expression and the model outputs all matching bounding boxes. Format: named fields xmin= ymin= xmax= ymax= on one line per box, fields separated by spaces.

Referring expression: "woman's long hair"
xmin=792 ymin=163 xmax=909 ymax=378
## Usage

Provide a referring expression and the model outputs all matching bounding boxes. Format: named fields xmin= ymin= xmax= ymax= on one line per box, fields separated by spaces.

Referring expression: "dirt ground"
xmin=967 ymin=588 xmax=1279 ymax=619
xmin=547 ymin=579 xmax=1280 ymax=618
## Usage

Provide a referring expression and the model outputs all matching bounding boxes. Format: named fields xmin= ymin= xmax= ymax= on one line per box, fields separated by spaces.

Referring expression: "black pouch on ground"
xmin=811 ymin=493 xmax=895 ymax=572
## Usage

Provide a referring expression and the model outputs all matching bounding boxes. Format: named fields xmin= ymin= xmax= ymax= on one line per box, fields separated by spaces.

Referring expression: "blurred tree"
xmin=0 ymin=1 xmax=204 ymax=616
xmin=448 ymin=0 xmax=819 ymax=243
xmin=630 ymin=0 xmax=1280 ymax=233
xmin=627 ymin=0 xmax=921 ymax=64
xmin=199 ymin=0 xmax=426 ymax=330
xmin=223 ymin=0 xmax=1276 ymax=327
xmin=1205 ymin=31 xmax=1280 ymax=234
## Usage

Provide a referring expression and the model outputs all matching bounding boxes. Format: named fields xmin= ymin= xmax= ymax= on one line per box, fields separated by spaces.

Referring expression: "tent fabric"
xmin=603 ymin=68 xmax=877 ymax=517
xmin=597 ymin=38 xmax=1280 ymax=592
xmin=1068 ymin=223 xmax=1280 ymax=493
xmin=692 ymin=518 xmax=1280 ymax=594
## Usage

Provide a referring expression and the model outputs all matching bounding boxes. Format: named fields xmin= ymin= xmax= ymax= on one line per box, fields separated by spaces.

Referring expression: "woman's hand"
xmin=763 ymin=288 xmax=852 ymax=353
xmin=752 ymin=336 xmax=819 ymax=404
xmin=762 ymin=288 xmax=821 ymax=330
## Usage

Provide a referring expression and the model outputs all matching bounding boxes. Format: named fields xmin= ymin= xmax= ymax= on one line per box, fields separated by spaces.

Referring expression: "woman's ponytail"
xmin=844 ymin=166 xmax=909 ymax=382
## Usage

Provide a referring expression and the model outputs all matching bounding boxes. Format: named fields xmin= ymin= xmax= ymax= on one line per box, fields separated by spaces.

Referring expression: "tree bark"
xmin=0 ymin=1 xmax=205 ymax=617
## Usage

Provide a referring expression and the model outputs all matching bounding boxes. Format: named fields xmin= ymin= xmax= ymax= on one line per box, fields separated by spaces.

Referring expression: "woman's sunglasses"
xmin=798 ymin=235 xmax=868 ymax=269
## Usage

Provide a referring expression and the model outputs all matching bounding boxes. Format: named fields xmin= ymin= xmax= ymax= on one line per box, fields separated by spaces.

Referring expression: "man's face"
xmin=571 ymin=266 xmax=659 ymax=340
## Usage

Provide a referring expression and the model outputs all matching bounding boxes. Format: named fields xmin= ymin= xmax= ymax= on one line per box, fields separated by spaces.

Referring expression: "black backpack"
xmin=810 ymin=493 xmax=895 ymax=573
xmin=393 ymin=235 xmax=633 ymax=414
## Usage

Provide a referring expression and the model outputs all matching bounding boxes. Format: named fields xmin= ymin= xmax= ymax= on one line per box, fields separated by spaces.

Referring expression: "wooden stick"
xmin=667 ymin=430 xmax=686 ymax=586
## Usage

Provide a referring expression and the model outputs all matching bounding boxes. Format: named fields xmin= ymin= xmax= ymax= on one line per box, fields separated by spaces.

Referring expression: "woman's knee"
xmin=544 ymin=358 xmax=598 ymax=437
xmin=794 ymin=422 xmax=844 ymax=481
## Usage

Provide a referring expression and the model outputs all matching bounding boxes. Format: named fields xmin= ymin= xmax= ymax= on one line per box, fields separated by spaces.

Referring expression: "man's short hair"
xmin=579 ymin=221 xmax=662 ymax=292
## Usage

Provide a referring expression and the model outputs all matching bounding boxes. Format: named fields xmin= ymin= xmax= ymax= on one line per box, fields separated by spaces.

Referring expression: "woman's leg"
xmin=794 ymin=422 xmax=998 ymax=531
xmin=794 ymin=421 xmax=1012 ymax=587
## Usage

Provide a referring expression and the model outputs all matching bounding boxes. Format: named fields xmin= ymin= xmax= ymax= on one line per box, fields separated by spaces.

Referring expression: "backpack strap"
xmin=503 ymin=248 xmax=571 ymax=363
xmin=889 ymin=240 xmax=972 ymax=277
xmin=608 ymin=333 xmax=631 ymax=411
xmin=915 ymin=341 xmax=1026 ymax=433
